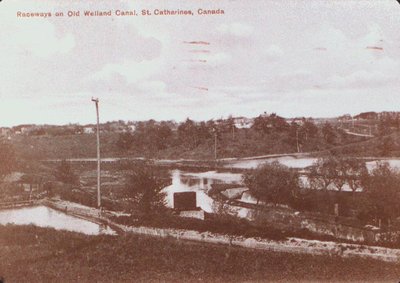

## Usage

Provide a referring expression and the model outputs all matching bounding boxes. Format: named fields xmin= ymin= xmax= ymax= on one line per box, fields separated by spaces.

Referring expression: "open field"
xmin=1 ymin=225 xmax=400 ymax=282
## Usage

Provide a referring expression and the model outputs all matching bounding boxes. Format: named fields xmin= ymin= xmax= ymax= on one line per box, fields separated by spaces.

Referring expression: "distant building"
xmin=338 ymin=114 xmax=352 ymax=122
xmin=173 ymin=192 xmax=205 ymax=220
xmin=286 ymin=117 xmax=305 ymax=126
xmin=0 ymin=127 xmax=11 ymax=136
xmin=174 ymin=191 xmax=197 ymax=210
xmin=12 ymin=124 xmax=36 ymax=135
xmin=19 ymin=174 xmax=44 ymax=192
xmin=83 ymin=126 xmax=95 ymax=134
xmin=4 ymin=173 xmax=47 ymax=194
xmin=234 ymin=117 xmax=253 ymax=129
xmin=354 ymin=112 xmax=378 ymax=120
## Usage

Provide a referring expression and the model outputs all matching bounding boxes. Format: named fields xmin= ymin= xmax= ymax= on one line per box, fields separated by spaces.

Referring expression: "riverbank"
xmin=2 ymin=198 xmax=399 ymax=263
xmin=38 ymin=199 xmax=400 ymax=263
xmin=1 ymin=225 xmax=400 ymax=282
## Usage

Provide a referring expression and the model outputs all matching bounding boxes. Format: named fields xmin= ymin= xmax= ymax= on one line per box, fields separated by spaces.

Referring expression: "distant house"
xmin=83 ymin=126 xmax=95 ymax=134
xmin=286 ymin=117 xmax=305 ymax=126
xmin=234 ymin=117 xmax=254 ymax=129
xmin=18 ymin=174 xmax=44 ymax=192
xmin=0 ymin=127 xmax=11 ymax=136
xmin=338 ymin=114 xmax=352 ymax=122
xmin=12 ymin=124 xmax=36 ymax=135
xmin=354 ymin=112 xmax=378 ymax=121
xmin=4 ymin=173 xmax=45 ymax=194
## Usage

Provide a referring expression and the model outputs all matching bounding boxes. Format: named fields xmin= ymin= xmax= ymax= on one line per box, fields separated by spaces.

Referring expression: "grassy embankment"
xmin=1 ymin=225 xmax=400 ymax=282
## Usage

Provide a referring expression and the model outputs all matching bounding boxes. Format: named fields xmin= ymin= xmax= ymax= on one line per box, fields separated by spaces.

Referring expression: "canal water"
xmin=163 ymin=169 xmax=255 ymax=218
xmin=225 ymin=156 xmax=317 ymax=169
xmin=163 ymin=169 xmax=242 ymax=213
xmin=0 ymin=206 xmax=116 ymax=235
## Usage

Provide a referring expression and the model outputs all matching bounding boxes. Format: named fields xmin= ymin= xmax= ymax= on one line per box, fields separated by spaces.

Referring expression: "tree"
xmin=124 ymin=162 xmax=170 ymax=218
xmin=177 ymin=118 xmax=198 ymax=148
xmin=362 ymin=162 xmax=400 ymax=223
xmin=0 ymin=138 xmax=16 ymax=181
xmin=322 ymin=122 xmax=336 ymax=144
xmin=116 ymin=132 xmax=134 ymax=151
xmin=332 ymin=158 xmax=347 ymax=192
xmin=251 ymin=113 xmax=289 ymax=134
xmin=308 ymin=157 xmax=337 ymax=190
xmin=378 ymin=117 xmax=391 ymax=136
xmin=301 ymin=118 xmax=318 ymax=140
xmin=54 ymin=160 xmax=78 ymax=185
xmin=288 ymin=122 xmax=301 ymax=152
xmin=378 ymin=136 xmax=395 ymax=156
xmin=242 ymin=161 xmax=300 ymax=206
xmin=155 ymin=122 xmax=173 ymax=150
xmin=341 ymin=158 xmax=368 ymax=197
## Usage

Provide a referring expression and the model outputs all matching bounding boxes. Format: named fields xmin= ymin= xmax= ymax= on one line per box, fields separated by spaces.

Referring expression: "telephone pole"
xmin=91 ymin=97 xmax=101 ymax=209
xmin=296 ymin=128 xmax=300 ymax=153
xmin=213 ymin=128 xmax=217 ymax=160
xmin=214 ymin=132 xmax=217 ymax=160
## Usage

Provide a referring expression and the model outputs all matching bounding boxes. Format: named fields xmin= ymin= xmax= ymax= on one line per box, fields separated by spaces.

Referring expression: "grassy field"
xmin=1 ymin=225 xmax=400 ymax=282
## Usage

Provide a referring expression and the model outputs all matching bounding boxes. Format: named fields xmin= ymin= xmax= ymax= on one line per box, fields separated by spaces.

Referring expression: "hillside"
xmin=1 ymin=225 xmax=400 ymax=282
xmin=6 ymin=111 xmax=400 ymax=161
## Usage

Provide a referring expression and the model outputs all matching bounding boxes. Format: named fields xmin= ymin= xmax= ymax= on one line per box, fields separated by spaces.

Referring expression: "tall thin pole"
xmin=213 ymin=128 xmax=217 ymax=160
xmin=91 ymin=97 xmax=101 ymax=209
xmin=214 ymin=133 xmax=217 ymax=160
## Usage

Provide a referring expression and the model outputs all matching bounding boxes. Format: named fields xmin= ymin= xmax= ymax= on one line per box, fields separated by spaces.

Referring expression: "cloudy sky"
xmin=1 ymin=0 xmax=400 ymax=126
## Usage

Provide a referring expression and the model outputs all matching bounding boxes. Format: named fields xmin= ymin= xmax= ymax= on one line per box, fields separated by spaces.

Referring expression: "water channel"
xmin=0 ymin=205 xmax=116 ymax=235
xmin=163 ymin=170 xmax=242 ymax=213
xmin=225 ymin=156 xmax=317 ymax=169
xmin=3 ymin=157 xmax=398 ymax=233
xmin=163 ymin=158 xmax=400 ymax=214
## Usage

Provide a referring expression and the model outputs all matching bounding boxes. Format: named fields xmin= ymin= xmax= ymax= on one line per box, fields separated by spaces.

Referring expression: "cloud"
xmin=264 ymin=44 xmax=284 ymax=58
xmin=0 ymin=1 xmax=75 ymax=59
xmin=14 ymin=21 xmax=75 ymax=58
xmin=325 ymin=69 xmax=398 ymax=90
xmin=92 ymin=59 xmax=162 ymax=83
xmin=2 ymin=0 xmax=400 ymax=126
xmin=204 ymin=52 xmax=231 ymax=67
xmin=138 ymin=80 xmax=167 ymax=93
xmin=180 ymin=52 xmax=231 ymax=69
xmin=217 ymin=22 xmax=254 ymax=37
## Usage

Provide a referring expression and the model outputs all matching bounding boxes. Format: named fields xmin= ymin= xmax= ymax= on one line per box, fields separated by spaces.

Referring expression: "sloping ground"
xmin=47 ymin=199 xmax=400 ymax=263
xmin=1 ymin=225 xmax=400 ymax=282
xmin=119 ymin=224 xmax=400 ymax=263
xmin=10 ymin=133 xmax=119 ymax=160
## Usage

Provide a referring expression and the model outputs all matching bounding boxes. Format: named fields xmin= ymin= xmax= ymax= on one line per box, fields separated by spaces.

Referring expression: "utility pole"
xmin=296 ymin=128 xmax=300 ymax=153
xmin=91 ymin=97 xmax=101 ymax=209
xmin=213 ymin=128 xmax=217 ymax=160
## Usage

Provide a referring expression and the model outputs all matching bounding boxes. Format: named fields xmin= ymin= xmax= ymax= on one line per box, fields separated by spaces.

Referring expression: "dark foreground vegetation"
xmin=1 ymin=225 xmax=400 ymax=282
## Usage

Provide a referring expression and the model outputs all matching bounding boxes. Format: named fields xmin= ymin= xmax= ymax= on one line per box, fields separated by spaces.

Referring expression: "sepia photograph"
xmin=1 ymin=0 xmax=400 ymax=281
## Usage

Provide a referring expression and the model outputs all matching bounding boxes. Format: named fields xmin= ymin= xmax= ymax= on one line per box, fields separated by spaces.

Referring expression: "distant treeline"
xmin=114 ymin=114 xmax=370 ymax=159
xmin=7 ymin=112 xmax=400 ymax=160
